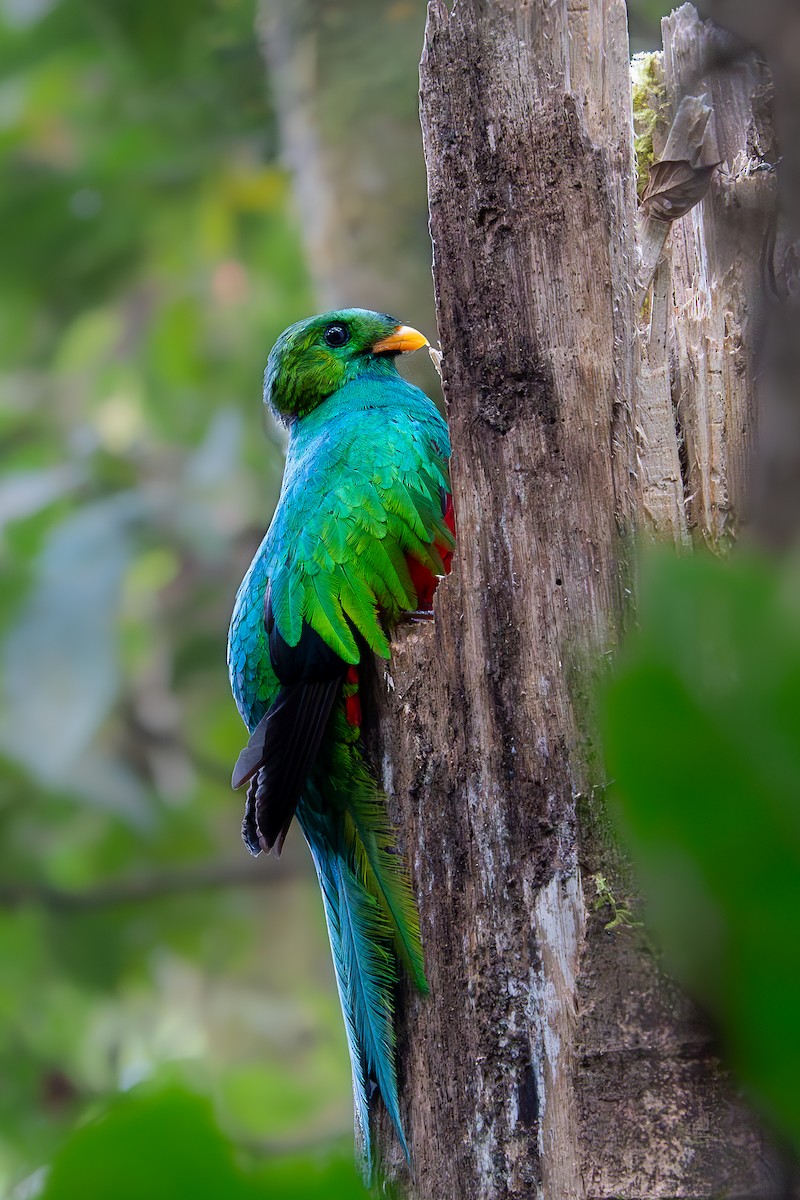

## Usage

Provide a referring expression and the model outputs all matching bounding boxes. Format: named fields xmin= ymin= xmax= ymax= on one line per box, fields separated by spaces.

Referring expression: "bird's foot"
xmin=402 ymin=608 xmax=435 ymax=624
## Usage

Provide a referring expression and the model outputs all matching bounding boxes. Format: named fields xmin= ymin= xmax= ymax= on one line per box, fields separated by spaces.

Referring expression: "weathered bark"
xmin=638 ymin=253 xmax=691 ymax=544
xmin=635 ymin=6 xmax=778 ymax=548
xmin=694 ymin=0 xmax=800 ymax=549
xmin=368 ymin=2 xmax=789 ymax=1198
xmin=663 ymin=6 xmax=776 ymax=544
xmin=635 ymin=84 xmax=708 ymax=544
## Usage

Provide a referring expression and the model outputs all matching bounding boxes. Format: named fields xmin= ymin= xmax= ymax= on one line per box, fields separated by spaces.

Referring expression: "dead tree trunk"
xmin=695 ymin=0 xmax=800 ymax=550
xmin=370 ymin=1 xmax=789 ymax=1197
xmin=660 ymin=7 xmax=775 ymax=545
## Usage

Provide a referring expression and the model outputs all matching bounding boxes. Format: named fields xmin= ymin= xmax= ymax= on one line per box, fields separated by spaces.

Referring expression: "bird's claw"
xmin=402 ymin=608 xmax=435 ymax=624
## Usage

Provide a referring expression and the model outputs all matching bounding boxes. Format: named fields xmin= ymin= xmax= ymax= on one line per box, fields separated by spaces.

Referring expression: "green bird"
xmin=227 ymin=309 xmax=454 ymax=1168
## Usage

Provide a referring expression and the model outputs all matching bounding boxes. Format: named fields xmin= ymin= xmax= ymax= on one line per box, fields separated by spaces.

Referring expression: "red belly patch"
xmin=406 ymin=492 xmax=456 ymax=609
xmin=344 ymin=664 xmax=361 ymax=728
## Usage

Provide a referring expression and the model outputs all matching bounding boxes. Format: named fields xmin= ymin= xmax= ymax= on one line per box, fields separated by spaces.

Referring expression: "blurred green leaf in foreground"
xmin=602 ymin=547 xmax=800 ymax=1149
xmin=39 ymin=1084 xmax=369 ymax=1200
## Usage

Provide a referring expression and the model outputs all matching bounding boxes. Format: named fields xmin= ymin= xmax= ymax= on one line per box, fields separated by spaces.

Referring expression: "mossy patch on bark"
xmin=631 ymin=51 xmax=669 ymax=199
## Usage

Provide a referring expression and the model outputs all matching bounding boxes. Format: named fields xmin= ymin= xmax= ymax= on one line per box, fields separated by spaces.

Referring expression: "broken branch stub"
xmin=636 ymin=92 xmax=715 ymax=298
xmin=641 ymin=158 xmax=720 ymax=220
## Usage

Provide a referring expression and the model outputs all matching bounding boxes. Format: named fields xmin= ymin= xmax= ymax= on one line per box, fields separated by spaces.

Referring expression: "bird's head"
xmin=263 ymin=308 xmax=429 ymax=423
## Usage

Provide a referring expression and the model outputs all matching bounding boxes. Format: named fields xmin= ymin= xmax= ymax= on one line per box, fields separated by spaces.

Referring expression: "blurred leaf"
xmin=55 ymin=308 xmax=121 ymax=372
xmin=602 ymin=547 xmax=800 ymax=1148
xmin=219 ymin=1062 xmax=321 ymax=1140
xmin=0 ymin=494 xmax=142 ymax=783
xmin=254 ymin=1149 xmax=372 ymax=1200
xmin=0 ymin=465 xmax=83 ymax=534
xmin=37 ymin=1084 xmax=370 ymax=1200
xmin=39 ymin=1086 xmax=259 ymax=1200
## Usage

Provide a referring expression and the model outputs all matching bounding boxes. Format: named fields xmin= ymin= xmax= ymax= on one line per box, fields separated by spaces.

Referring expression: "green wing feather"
xmin=269 ymin=562 xmax=303 ymax=648
xmin=262 ymin=374 xmax=450 ymax=660
xmin=304 ymin=576 xmax=359 ymax=662
xmin=337 ymin=566 xmax=391 ymax=657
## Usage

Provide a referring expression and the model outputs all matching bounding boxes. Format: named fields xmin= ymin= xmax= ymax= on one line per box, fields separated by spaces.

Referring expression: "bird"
xmin=226 ymin=308 xmax=454 ymax=1170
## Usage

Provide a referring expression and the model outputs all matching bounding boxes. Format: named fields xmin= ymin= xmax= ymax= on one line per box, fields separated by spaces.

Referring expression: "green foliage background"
xmin=0 ymin=0 xmax=357 ymax=1193
xmin=0 ymin=0 xmax=665 ymax=1195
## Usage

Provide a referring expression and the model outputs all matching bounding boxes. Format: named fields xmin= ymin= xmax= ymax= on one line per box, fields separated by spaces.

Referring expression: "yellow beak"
xmin=371 ymin=324 xmax=429 ymax=355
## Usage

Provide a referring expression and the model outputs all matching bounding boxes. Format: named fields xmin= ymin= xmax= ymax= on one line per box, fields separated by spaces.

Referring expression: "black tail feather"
xmin=233 ymin=677 xmax=344 ymax=854
xmin=241 ymin=778 xmax=261 ymax=856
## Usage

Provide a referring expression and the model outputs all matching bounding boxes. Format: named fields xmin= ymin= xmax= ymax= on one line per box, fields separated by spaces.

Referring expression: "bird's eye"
xmin=323 ymin=322 xmax=350 ymax=348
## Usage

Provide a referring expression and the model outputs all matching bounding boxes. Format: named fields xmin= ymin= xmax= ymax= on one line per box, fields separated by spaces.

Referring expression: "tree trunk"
xmin=662 ymin=6 xmax=776 ymax=545
xmin=634 ymin=5 xmax=778 ymax=548
xmin=694 ymin=0 xmax=800 ymax=549
xmin=369 ymin=2 xmax=789 ymax=1197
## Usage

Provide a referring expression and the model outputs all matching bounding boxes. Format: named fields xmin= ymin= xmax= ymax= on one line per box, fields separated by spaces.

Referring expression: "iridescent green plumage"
xmin=227 ymin=309 xmax=453 ymax=1170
